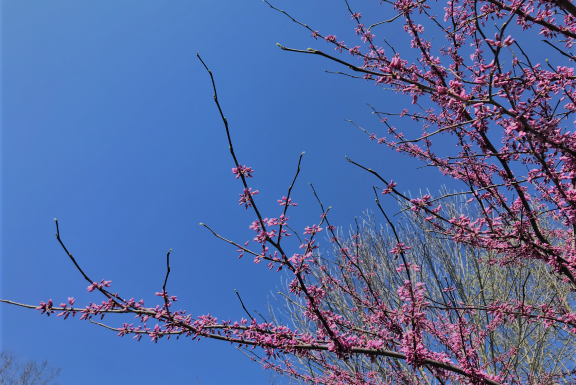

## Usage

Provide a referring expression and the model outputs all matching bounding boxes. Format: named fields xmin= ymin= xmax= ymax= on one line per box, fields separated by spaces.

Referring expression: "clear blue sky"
xmin=2 ymin=1 xmax=461 ymax=384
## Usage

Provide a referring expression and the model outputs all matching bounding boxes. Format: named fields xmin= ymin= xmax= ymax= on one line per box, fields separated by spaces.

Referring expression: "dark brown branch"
xmin=235 ymin=289 xmax=255 ymax=321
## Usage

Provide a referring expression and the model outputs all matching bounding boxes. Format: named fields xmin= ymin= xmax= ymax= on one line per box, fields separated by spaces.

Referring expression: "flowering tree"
xmin=3 ymin=0 xmax=576 ymax=383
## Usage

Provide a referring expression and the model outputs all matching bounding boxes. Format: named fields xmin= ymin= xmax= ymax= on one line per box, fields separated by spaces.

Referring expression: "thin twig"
xmin=235 ymin=289 xmax=255 ymax=321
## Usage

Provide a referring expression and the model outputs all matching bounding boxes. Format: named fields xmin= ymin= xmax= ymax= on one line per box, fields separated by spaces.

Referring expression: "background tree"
xmin=4 ymin=0 xmax=576 ymax=383
xmin=0 ymin=350 xmax=60 ymax=385
xmin=271 ymin=195 xmax=576 ymax=383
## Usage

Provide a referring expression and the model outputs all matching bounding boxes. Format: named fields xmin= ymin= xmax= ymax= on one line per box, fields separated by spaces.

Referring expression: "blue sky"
xmin=1 ymin=1 xmax=464 ymax=384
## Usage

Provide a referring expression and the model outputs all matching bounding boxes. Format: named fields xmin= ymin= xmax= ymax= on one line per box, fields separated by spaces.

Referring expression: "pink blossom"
xmin=232 ymin=165 xmax=254 ymax=179
xmin=238 ymin=188 xmax=259 ymax=209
